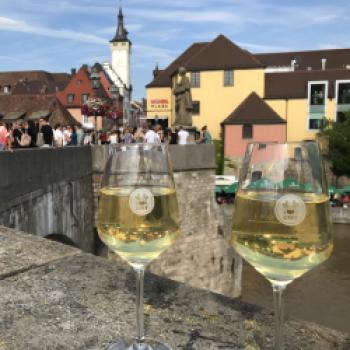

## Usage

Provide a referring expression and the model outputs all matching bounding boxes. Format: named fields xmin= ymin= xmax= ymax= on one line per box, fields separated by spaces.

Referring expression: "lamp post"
xmin=111 ymin=84 xmax=120 ymax=130
xmin=90 ymin=69 xmax=101 ymax=135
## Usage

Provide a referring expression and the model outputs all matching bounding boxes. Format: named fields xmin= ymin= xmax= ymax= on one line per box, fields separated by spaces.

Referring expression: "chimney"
xmin=321 ymin=58 xmax=327 ymax=70
xmin=153 ymin=63 xmax=160 ymax=78
xmin=71 ymin=68 xmax=76 ymax=76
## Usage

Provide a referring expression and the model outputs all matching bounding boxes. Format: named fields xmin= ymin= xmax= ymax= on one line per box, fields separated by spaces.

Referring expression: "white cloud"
xmin=0 ymin=16 xmax=107 ymax=44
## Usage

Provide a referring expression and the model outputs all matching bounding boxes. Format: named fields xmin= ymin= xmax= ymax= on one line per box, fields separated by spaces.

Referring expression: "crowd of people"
xmin=0 ymin=120 xmax=212 ymax=152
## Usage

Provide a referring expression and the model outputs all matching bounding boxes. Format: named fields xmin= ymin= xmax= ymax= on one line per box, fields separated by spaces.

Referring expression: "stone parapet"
xmin=0 ymin=147 xmax=95 ymax=252
xmin=0 ymin=226 xmax=347 ymax=349
xmin=91 ymin=144 xmax=216 ymax=174
xmin=0 ymin=147 xmax=92 ymax=205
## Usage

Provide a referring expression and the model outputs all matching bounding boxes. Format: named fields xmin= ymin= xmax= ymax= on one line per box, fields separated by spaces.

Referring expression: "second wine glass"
xmin=231 ymin=141 xmax=333 ymax=350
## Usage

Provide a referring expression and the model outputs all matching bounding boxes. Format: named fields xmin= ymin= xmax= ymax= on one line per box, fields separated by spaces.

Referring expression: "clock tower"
xmin=110 ymin=7 xmax=131 ymax=89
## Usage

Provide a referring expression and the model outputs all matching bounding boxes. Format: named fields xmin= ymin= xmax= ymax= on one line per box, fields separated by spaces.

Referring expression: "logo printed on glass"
xmin=129 ymin=188 xmax=155 ymax=216
xmin=274 ymin=194 xmax=306 ymax=226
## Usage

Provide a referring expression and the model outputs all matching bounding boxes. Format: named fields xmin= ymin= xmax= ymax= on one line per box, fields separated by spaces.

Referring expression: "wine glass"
xmin=231 ymin=141 xmax=333 ymax=350
xmin=98 ymin=144 xmax=180 ymax=350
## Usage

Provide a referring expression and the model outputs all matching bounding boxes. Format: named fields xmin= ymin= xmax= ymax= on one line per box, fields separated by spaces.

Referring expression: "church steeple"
xmin=110 ymin=7 xmax=130 ymax=43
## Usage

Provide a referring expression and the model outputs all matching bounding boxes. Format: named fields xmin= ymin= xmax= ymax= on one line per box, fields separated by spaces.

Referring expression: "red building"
xmin=56 ymin=64 xmax=122 ymax=130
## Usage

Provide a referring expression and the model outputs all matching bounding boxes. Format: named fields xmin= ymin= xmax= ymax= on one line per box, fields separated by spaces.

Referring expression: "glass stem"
xmin=272 ymin=284 xmax=286 ymax=350
xmin=135 ymin=268 xmax=145 ymax=344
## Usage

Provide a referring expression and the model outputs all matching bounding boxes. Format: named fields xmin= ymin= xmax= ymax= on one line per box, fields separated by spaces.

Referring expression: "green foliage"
xmin=213 ymin=139 xmax=238 ymax=175
xmin=213 ymin=139 xmax=224 ymax=175
xmin=320 ymin=112 xmax=350 ymax=177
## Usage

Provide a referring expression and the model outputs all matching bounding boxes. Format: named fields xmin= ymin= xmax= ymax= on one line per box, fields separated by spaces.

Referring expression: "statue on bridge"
xmin=173 ymin=67 xmax=193 ymax=126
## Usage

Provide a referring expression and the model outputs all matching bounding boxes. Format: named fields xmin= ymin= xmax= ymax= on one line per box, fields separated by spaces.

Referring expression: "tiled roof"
xmin=0 ymin=70 xmax=70 ymax=94
xmin=265 ymin=69 xmax=350 ymax=99
xmin=0 ymin=95 xmax=78 ymax=126
xmin=255 ymin=48 xmax=350 ymax=70
xmin=222 ymin=92 xmax=285 ymax=125
xmin=185 ymin=35 xmax=264 ymax=71
xmin=146 ymin=35 xmax=264 ymax=88
xmin=146 ymin=42 xmax=207 ymax=88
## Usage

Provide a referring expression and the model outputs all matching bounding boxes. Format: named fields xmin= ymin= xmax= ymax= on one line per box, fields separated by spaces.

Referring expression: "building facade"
xmin=146 ymin=34 xmax=350 ymax=158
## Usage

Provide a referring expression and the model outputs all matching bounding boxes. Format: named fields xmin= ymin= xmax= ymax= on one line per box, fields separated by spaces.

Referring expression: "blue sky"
xmin=1 ymin=0 xmax=350 ymax=99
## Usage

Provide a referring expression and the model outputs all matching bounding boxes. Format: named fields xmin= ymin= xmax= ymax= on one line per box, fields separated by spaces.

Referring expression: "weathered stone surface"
xmin=0 ymin=226 xmax=80 ymax=279
xmin=0 ymin=147 xmax=95 ymax=253
xmin=0 ymin=227 xmax=348 ymax=350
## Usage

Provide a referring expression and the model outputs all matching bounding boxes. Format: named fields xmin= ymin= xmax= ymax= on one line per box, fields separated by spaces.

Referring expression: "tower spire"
xmin=110 ymin=6 xmax=129 ymax=43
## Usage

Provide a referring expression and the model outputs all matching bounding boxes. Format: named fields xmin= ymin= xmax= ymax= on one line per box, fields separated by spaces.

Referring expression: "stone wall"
xmin=92 ymin=145 xmax=238 ymax=296
xmin=0 ymin=147 xmax=95 ymax=252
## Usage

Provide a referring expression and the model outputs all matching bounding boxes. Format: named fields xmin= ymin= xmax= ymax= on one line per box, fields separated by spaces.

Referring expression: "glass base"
xmin=108 ymin=339 xmax=171 ymax=350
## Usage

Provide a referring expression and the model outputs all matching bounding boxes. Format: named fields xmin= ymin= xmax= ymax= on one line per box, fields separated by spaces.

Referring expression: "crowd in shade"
xmin=0 ymin=121 xmax=212 ymax=152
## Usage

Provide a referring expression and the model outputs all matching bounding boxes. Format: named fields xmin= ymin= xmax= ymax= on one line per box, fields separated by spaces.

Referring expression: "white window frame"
xmin=335 ymin=79 xmax=350 ymax=122
xmin=307 ymin=80 xmax=328 ymax=132
xmin=191 ymin=72 xmax=200 ymax=88
xmin=223 ymin=70 xmax=234 ymax=86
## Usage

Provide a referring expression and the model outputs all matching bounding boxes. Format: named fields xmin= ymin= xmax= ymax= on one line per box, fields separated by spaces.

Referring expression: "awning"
xmin=27 ymin=109 xmax=50 ymax=120
xmin=147 ymin=115 xmax=169 ymax=120
xmin=2 ymin=111 xmax=26 ymax=121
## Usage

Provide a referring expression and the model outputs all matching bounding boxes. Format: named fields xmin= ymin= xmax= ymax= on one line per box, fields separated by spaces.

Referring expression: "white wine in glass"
xmin=98 ymin=144 xmax=180 ymax=350
xmin=231 ymin=142 xmax=333 ymax=350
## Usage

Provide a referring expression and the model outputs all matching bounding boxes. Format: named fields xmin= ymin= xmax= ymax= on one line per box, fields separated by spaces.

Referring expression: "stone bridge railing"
xmin=0 ymin=147 xmax=95 ymax=252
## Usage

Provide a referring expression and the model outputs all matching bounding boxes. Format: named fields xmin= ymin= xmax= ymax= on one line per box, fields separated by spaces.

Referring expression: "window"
xmin=224 ymin=70 xmax=234 ymax=86
xmin=83 ymin=116 xmax=89 ymax=124
xmin=3 ymin=85 xmax=10 ymax=94
xmin=308 ymin=81 xmax=327 ymax=130
xmin=242 ymin=124 xmax=253 ymax=139
xmin=67 ymin=94 xmax=74 ymax=104
xmin=336 ymin=81 xmax=350 ymax=122
xmin=77 ymin=80 xmax=82 ymax=85
xmin=191 ymin=72 xmax=200 ymax=88
xmin=81 ymin=93 xmax=89 ymax=104
xmin=192 ymin=101 xmax=200 ymax=115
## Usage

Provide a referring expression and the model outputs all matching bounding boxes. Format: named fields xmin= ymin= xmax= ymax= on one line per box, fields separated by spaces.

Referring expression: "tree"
xmin=320 ymin=112 xmax=350 ymax=178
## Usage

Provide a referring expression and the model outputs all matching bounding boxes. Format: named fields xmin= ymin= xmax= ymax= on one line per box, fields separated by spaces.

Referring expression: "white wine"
xmin=98 ymin=186 xmax=179 ymax=269
xmin=231 ymin=191 xmax=333 ymax=286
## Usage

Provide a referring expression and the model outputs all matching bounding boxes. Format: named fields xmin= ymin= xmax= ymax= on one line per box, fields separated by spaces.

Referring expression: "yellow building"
xmin=146 ymin=34 xmax=350 ymax=145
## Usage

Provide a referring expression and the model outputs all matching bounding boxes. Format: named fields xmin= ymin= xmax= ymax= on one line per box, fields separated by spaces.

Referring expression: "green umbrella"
xmin=341 ymin=185 xmax=350 ymax=193
xmin=279 ymin=178 xmax=303 ymax=190
xmin=247 ymin=178 xmax=275 ymax=190
xmin=223 ymin=182 xmax=238 ymax=194
xmin=328 ymin=186 xmax=335 ymax=194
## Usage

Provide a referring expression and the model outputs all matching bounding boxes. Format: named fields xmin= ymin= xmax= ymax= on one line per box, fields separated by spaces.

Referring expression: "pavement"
xmin=0 ymin=226 xmax=348 ymax=350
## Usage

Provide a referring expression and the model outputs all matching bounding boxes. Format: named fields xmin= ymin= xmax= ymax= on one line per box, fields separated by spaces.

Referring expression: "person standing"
xmin=123 ymin=127 xmax=134 ymax=144
xmin=133 ymin=127 xmax=144 ymax=143
xmin=76 ymin=125 xmax=84 ymax=145
xmin=63 ymin=126 xmax=71 ymax=146
xmin=0 ymin=122 xmax=7 ymax=151
xmin=54 ymin=124 xmax=63 ymax=147
xmin=202 ymin=125 xmax=212 ymax=144
xmin=177 ymin=125 xmax=189 ymax=145
xmin=40 ymin=119 xmax=54 ymax=147
xmin=69 ymin=126 xmax=78 ymax=146
xmin=28 ymin=120 xmax=37 ymax=147
xmin=144 ymin=125 xmax=160 ymax=144
xmin=197 ymin=125 xmax=212 ymax=144
xmin=12 ymin=121 xmax=23 ymax=148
